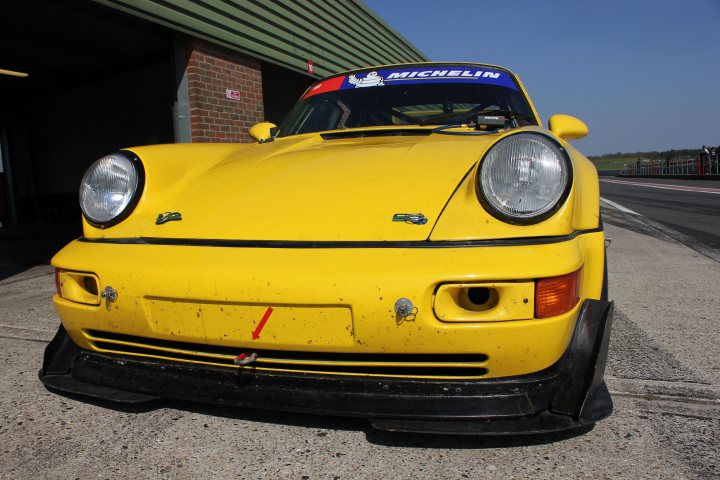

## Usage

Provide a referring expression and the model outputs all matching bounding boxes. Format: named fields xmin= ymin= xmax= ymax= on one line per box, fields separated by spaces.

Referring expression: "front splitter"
xmin=40 ymin=300 xmax=614 ymax=435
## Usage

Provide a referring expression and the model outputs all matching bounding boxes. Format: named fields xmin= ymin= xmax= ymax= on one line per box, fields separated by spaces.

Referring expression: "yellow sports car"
xmin=40 ymin=62 xmax=613 ymax=435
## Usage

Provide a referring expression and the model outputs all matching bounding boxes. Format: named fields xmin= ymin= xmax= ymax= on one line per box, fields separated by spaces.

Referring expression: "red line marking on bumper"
xmin=252 ymin=307 xmax=274 ymax=340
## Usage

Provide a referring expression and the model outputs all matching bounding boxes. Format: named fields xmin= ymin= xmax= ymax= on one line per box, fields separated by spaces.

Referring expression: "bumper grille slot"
xmin=85 ymin=330 xmax=489 ymax=379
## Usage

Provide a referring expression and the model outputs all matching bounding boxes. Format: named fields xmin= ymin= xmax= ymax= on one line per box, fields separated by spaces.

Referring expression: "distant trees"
xmin=589 ymin=149 xmax=698 ymax=161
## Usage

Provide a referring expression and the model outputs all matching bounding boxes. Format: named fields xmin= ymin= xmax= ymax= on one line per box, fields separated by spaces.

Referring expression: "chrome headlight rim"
xmin=476 ymin=132 xmax=573 ymax=225
xmin=79 ymin=150 xmax=145 ymax=228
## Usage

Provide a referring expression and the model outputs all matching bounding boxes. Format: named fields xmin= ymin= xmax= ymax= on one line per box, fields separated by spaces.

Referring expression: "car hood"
xmin=129 ymin=133 xmax=498 ymax=241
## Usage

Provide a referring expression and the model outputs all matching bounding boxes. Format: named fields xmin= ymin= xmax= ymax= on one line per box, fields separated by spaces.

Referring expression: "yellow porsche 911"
xmin=40 ymin=62 xmax=613 ymax=435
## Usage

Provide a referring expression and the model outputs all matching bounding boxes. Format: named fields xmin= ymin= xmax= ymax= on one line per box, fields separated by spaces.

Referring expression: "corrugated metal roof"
xmin=91 ymin=0 xmax=427 ymax=78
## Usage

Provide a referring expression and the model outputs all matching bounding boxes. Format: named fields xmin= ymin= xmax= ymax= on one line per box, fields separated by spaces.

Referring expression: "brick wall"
xmin=186 ymin=38 xmax=264 ymax=143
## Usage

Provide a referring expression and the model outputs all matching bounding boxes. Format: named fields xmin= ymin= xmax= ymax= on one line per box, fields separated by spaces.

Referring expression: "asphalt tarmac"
xmin=599 ymin=177 xmax=720 ymax=251
xmin=0 ymin=207 xmax=718 ymax=479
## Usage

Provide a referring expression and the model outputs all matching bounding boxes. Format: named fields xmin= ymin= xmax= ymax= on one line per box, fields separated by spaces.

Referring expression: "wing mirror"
xmin=248 ymin=122 xmax=277 ymax=143
xmin=548 ymin=114 xmax=588 ymax=140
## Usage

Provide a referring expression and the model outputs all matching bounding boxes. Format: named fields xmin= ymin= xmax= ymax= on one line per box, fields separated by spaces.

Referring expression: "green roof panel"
xmin=92 ymin=0 xmax=427 ymax=78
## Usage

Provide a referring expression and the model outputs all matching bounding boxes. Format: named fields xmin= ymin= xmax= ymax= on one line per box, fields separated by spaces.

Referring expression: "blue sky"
xmin=364 ymin=0 xmax=720 ymax=156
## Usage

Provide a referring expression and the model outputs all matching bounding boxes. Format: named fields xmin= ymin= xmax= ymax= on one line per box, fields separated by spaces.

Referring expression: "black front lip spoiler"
xmin=39 ymin=299 xmax=614 ymax=435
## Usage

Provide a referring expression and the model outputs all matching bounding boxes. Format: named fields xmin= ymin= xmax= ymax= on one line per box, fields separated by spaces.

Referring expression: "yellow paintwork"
xmin=57 ymin=270 xmax=100 ymax=306
xmin=548 ymin=114 xmax=589 ymax=140
xmin=53 ymin=63 xmax=605 ymax=380
xmin=428 ymin=126 xmax=600 ymax=239
xmin=53 ymin=228 xmax=605 ymax=378
xmin=81 ymin=125 xmax=599 ymax=242
xmin=145 ymin=297 xmax=354 ymax=348
xmin=248 ymin=121 xmax=277 ymax=142
xmin=567 ymin=142 xmax=602 ymax=230
xmin=433 ymin=282 xmax=535 ymax=322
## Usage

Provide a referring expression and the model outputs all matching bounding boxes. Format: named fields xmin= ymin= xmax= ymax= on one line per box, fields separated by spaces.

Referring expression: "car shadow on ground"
xmin=46 ymin=388 xmax=594 ymax=448
xmin=0 ymin=265 xmax=35 ymax=282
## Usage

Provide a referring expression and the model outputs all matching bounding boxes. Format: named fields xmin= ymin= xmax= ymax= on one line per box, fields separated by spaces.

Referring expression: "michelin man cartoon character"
xmin=348 ymin=71 xmax=384 ymax=88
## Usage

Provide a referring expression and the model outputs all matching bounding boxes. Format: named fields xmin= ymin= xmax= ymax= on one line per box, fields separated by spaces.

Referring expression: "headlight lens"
xmin=478 ymin=133 xmax=571 ymax=223
xmin=79 ymin=151 xmax=142 ymax=226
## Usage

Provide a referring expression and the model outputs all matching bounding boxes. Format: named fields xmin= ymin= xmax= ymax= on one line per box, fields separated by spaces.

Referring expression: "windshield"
xmin=278 ymin=65 xmax=537 ymax=137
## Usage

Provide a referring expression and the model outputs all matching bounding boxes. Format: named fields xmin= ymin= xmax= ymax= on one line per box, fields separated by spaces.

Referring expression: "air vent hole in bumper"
xmin=85 ymin=330 xmax=489 ymax=379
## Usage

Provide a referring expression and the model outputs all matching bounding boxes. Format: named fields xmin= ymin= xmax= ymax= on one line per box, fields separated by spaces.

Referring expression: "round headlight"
xmin=477 ymin=133 xmax=571 ymax=224
xmin=79 ymin=151 xmax=143 ymax=227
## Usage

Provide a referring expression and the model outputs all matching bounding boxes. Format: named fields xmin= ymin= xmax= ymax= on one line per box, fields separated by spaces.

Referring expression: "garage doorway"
xmin=0 ymin=0 xmax=175 ymax=228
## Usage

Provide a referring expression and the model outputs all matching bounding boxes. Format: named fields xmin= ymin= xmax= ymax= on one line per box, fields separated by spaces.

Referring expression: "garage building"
xmin=0 ymin=0 xmax=426 ymax=238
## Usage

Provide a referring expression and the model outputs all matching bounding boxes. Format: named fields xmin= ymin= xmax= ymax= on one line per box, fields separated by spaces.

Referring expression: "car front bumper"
xmin=49 ymin=232 xmax=606 ymax=378
xmin=40 ymin=299 xmax=613 ymax=435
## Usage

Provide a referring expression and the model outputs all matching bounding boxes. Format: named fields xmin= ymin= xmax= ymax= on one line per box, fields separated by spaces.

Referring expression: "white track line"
xmin=600 ymin=197 xmax=640 ymax=215
xmin=600 ymin=178 xmax=720 ymax=194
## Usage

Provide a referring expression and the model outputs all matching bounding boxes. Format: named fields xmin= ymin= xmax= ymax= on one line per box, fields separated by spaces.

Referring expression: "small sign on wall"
xmin=226 ymin=88 xmax=241 ymax=100
xmin=307 ymin=60 xmax=314 ymax=75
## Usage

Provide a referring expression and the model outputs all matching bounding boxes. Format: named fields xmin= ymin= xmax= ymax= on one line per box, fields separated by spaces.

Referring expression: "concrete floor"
xmin=0 ymin=213 xmax=718 ymax=479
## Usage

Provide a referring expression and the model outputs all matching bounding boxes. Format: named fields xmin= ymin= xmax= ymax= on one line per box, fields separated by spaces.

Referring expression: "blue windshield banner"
xmin=304 ymin=66 xmax=518 ymax=98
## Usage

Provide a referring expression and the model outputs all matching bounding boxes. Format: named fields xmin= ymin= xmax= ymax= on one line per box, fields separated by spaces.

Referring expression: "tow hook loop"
xmin=394 ymin=297 xmax=415 ymax=317
xmin=100 ymin=286 xmax=118 ymax=302
xmin=234 ymin=352 xmax=258 ymax=365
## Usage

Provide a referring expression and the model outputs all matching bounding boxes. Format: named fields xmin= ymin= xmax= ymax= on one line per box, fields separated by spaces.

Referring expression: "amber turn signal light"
xmin=54 ymin=269 xmax=62 ymax=298
xmin=535 ymin=269 xmax=581 ymax=319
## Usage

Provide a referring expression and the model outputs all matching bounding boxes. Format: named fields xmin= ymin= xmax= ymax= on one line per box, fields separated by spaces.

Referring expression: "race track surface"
xmin=600 ymin=177 xmax=720 ymax=251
